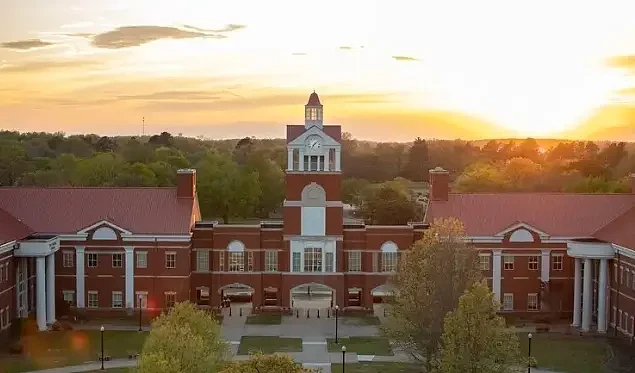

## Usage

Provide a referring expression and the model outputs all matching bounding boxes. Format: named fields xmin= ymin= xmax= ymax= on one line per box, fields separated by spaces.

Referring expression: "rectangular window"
xmin=3 ymin=264 xmax=7 ymax=282
xmin=0 ymin=308 xmax=4 ymax=329
xmin=503 ymin=255 xmax=514 ymax=270
xmin=614 ymin=265 xmax=618 ymax=282
xmin=111 ymin=291 xmax=123 ymax=308
xmin=620 ymin=267 xmax=624 ymax=285
xmin=136 ymin=251 xmax=148 ymax=269
xmin=63 ymin=251 xmax=74 ymax=268
xmin=528 ymin=256 xmax=539 ymax=271
xmin=619 ymin=310 xmax=623 ymax=329
xmin=372 ymin=252 xmax=379 ymax=272
xmin=196 ymin=250 xmax=209 ymax=271
xmin=63 ymin=290 xmax=75 ymax=304
xmin=348 ymin=251 xmax=361 ymax=272
xmin=552 ymin=254 xmax=563 ymax=271
xmin=325 ymin=252 xmax=334 ymax=272
xmin=479 ymin=254 xmax=490 ymax=271
xmin=136 ymin=292 xmax=148 ymax=309
xmin=310 ymin=155 xmax=318 ymax=171
xmin=527 ymin=293 xmax=539 ymax=311
xmin=248 ymin=251 xmax=254 ymax=272
xmin=303 ymin=247 xmax=322 ymax=272
xmin=0 ymin=264 xmax=3 ymax=283
xmin=164 ymin=292 xmax=176 ymax=308
xmin=165 ymin=252 xmax=176 ymax=269
xmin=613 ymin=306 xmax=617 ymax=326
xmin=88 ymin=291 xmax=99 ymax=308
xmin=292 ymin=252 xmax=301 ymax=272
xmin=87 ymin=253 xmax=98 ymax=268
xmin=503 ymin=293 xmax=514 ymax=311
xmin=382 ymin=252 xmax=398 ymax=272
xmin=264 ymin=250 xmax=278 ymax=272
xmin=112 ymin=253 xmax=123 ymax=268
xmin=228 ymin=252 xmax=245 ymax=272
xmin=219 ymin=251 xmax=225 ymax=271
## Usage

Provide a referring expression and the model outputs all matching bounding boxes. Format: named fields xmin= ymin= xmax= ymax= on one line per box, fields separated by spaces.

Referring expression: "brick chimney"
xmin=429 ymin=167 xmax=450 ymax=202
xmin=176 ymin=169 xmax=196 ymax=199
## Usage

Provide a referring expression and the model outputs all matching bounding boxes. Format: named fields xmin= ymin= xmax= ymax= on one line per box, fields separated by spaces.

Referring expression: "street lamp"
xmin=100 ymin=325 xmax=105 ymax=370
xmin=527 ymin=333 xmax=532 ymax=373
xmin=341 ymin=345 xmax=347 ymax=373
xmin=138 ymin=295 xmax=143 ymax=332
xmin=335 ymin=305 xmax=339 ymax=343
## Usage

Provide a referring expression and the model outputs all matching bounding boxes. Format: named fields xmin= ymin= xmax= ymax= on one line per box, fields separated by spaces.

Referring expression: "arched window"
xmin=227 ymin=240 xmax=245 ymax=272
xmin=380 ymin=241 xmax=399 ymax=272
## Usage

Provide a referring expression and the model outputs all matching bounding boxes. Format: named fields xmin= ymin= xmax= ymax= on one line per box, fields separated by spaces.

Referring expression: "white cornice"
xmin=614 ymin=244 xmax=635 ymax=260
xmin=77 ymin=220 xmax=132 ymax=235
xmin=0 ymin=240 xmax=17 ymax=255
xmin=121 ymin=234 xmax=192 ymax=242
xmin=287 ymin=126 xmax=340 ymax=148
xmin=494 ymin=222 xmax=550 ymax=238
xmin=284 ymin=200 xmax=343 ymax=207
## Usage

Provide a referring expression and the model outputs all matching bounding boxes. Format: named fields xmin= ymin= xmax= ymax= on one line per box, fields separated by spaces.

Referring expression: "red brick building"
xmin=0 ymin=91 xmax=633 ymax=343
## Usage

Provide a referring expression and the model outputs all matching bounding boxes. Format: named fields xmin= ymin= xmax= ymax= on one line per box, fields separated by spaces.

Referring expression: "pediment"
xmin=288 ymin=126 xmax=340 ymax=148
xmin=494 ymin=222 xmax=549 ymax=241
xmin=78 ymin=219 xmax=132 ymax=239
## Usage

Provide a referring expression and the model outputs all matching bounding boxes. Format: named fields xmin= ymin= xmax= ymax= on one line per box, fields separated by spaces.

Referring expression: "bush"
xmin=526 ymin=356 xmax=538 ymax=367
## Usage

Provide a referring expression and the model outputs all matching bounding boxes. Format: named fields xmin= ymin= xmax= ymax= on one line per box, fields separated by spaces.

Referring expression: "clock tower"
xmin=284 ymin=92 xmax=343 ymax=275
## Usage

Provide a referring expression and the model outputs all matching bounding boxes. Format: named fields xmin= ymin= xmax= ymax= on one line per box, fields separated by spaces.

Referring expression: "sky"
xmin=0 ymin=0 xmax=634 ymax=141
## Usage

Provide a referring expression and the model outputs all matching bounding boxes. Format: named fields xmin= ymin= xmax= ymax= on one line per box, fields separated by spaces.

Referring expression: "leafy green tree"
xmin=138 ymin=302 xmax=228 ymax=373
xmin=454 ymin=162 xmax=505 ymax=192
xmin=196 ymin=151 xmax=261 ymax=222
xmin=356 ymin=180 xmax=419 ymax=224
xmin=246 ymin=149 xmax=284 ymax=218
xmin=0 ymin=140 xmax=29 ymax=186
xmin=341 ymin=178 xmax=371 ymax=205
xmin=71 ymin=153 xmax=122 ymax=186
xmin=114 ymin=163 xmax=158 ymax=186
xmin=220 ymin=353 xmax=314 ymax=373
xmin=382 ymin=218 xmax=480 ymax=371
xmin=403 ymin=137 xmax=430 ymax=182
xmin=501 ymin=157 xmax=542 ymax=191
xmin=437 ymin=282 xmax=521 ymax=373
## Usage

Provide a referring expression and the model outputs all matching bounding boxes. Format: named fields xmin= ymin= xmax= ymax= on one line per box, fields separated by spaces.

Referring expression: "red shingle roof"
xmin=286 ymin=125 xmax=342 ymax=143
xmin=425 ymin=193 xmax=635 ymax=237
xmin=0 ymin=207 xmax=33 ymax=245
xmin=306 ymin=92 xmax=322 ymax=106
xmin=593 ymin=206 xmax=635 ymax=249
xmin=0 ymin=188 xmax=196 ymax=235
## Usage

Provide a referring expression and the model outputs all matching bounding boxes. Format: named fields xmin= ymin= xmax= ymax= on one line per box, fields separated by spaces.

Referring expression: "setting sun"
xmin=1 ymin=0 xmax=634 ymax=140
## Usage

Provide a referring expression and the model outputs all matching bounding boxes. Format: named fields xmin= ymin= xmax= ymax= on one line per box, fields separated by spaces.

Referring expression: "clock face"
xmin=306 ymin=136 xmax=322 ymax=150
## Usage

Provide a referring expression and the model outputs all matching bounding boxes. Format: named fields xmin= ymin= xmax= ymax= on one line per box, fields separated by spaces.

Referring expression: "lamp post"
xmin=527 ymin=333 xmax=532 ymax=373
xmin=138 ymin=295 xmax=143 ymax=332
xmin=100 ymin=325 xmax=105 ymax=370
xmin=335 ymin=305 xmax=339 ymax=343
xmin=341 ymin=345 xmax=347 ymax=373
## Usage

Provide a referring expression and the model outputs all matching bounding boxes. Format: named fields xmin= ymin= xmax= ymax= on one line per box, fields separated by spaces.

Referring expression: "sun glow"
xmin=0 ymin=0 xmax=634 ymax=139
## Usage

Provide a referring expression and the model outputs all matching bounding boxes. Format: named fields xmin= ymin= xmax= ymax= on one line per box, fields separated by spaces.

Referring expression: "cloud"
xmin=392 ymin=56 xmax=419 ymax=61
xmin=1 ymin=39 xmax=55 ymax=50
xmin=0 ymin=59 xmax=98 ymax=73
xmin=60 ymin=21 xmax=95 ymax=29
xmin=339 ymin=46 xmax=353 ymax=50
xmin=116 ymin=90 xmax=239 ymax=101
xmin=608 ymin=55 xmax=635 ymax=69
xmin=292 ymin=52 xmax=307 ymax=56
xmin=181 ymin=24 xmax=246 ymax=33
xmin=91 ymin=25 xmax=234 ymax=49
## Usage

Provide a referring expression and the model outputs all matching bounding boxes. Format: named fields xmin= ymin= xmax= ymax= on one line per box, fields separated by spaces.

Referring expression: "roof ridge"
xmin=592 ymin=205 xmax=635 ymax=237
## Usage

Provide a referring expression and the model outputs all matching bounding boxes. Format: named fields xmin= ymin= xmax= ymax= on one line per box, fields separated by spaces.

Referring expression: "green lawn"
xmin=341 ymin=315 xmax=381 ymax=325
xmin=327 ymin=337 xmax=393 ymax=356
xmin=518 ymin=333 xmax=609 ymax=373
xmin=87 ymin=369 xmax=134 ymax=373
xmin=331 ymin=362 xmax=421 ymax=373
xmin=237 ymin=336 xmax=302 ymax=355
xmin=0 ymin=330 xmax=148 ymax=373
xmin=245 ymin=314 xmax=282 ymax=325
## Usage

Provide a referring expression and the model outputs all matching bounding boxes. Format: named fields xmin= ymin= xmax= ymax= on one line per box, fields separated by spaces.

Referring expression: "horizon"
xmin=1 ymin=0 xmax=635 ymax=141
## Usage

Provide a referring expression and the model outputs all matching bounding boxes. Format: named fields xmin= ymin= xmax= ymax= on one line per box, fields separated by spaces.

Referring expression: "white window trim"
xmin=478 ymin=253 xmax=490 ymax=271
xmin=111 ymin=291 xmax=123 ymax=309
xmin=87 ymin=253 xmax=98 ymax=268
xmin=112 ymin=253 xmax=123 ymax=268
xmin=528 ymin=256 xmax=539 ymax=271
xmin=135 ymin=291 xmax=148 ymax=309
xmin=348 ymin=251 xmax=362 ymax=272
xmin=264 ymin=250 xmax=278 ymax=272
xmin=552 ymin=254 xmax=563 ymax=271
xmin=502 ymin=293 xmax=514 ymax=311
xmin=136 ymin=251 xmax=148 ymax=269
xmin=527 ymin=293 xmax=539 ymax=311
xmin=62 ymin=251 xmax=74 ymax=268
xmin=63 ymin=290 xmax=75 ymax=303
xmin=196 ymin=250 xmax=210 ymax=272
xmin=87 ymin=291 xmax=99 ymax=308
xmin=165 ymin=251 xmax=176 ymax=269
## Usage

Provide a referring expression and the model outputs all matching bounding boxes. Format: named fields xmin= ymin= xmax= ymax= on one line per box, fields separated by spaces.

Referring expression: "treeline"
xmin=0 ymin=130 xmax=633 ymax=223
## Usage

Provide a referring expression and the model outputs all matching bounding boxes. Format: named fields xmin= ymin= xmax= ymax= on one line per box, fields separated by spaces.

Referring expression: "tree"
xmin=148 ymin=132 xmax=175 ymax=147
xmin=220 ymin=353 xmax=314 ymax=373
xmin=138 ymin=302 xmax=228 ymax=373
xmin=196 ymin=151 xmax=261 ymax=222
xmin=341 ymin=178 xmax=371 ymax=205
xmin=403 ymin=137 xmax=429 ymax=182
xmin=437 ymin=282 xmax=521 ymax=373
xmin=356 ymin=180 xmax=419 ymax=224
xmin=501 ymin=157 xmax=542 ymax=191
xmin=454 ymin=162 xmax=505 ymax=192
xmin=381 ymin=218 xmax=481 ymax=371
xmin=246 ymin=149 xmax=285 ymax=218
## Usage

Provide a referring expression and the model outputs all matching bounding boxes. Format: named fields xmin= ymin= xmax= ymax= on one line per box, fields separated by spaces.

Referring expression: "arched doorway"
xmin=371 ymin=284 xmax=394 ymax=316
xmin=218 ymin=283 xmax=255 ymax=316
xmin=290 ymin=283 xmax=335 ymax=317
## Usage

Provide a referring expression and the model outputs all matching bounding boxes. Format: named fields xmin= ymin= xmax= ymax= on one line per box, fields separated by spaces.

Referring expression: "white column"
xmin=317 ymin=155 xmax=321 ymax=171
xmin=125 ymin=247 xmax=135 ymax=309
xmin=335 ymin=148 xmax=341 ymax=172
xmin=299 ymin=149 xmax=305 ymax=171
xmin=287 ymin=148 xmax=294 ymax=171
xmin=492 ymin=250 xmax=502 ymax=305
xmin=21 ymin=258 xmax=28 ymax=317
xmin=597 ymin=258 xmax=608 ymax=333
xmin=46 ymin=254 xmax=56 ymax=324
xmin=581 ymin=258 xmax=593 ymax=332
xmin=76 ymin=246 xmax=85 ymax=308
xmin=36 ymin=257 xmax=47 ymax=331
xmin=540 ymin=249 xmax=550 ymax=282
xmin=572 ymin=258 xmax=582 ymax=327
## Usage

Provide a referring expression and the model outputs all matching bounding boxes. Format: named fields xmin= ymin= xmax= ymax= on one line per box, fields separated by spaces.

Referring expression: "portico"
xmin=567 ymin=240 xmax=615 ymax=333
xmin=14 ymin=235 xmax=60 ymax=331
